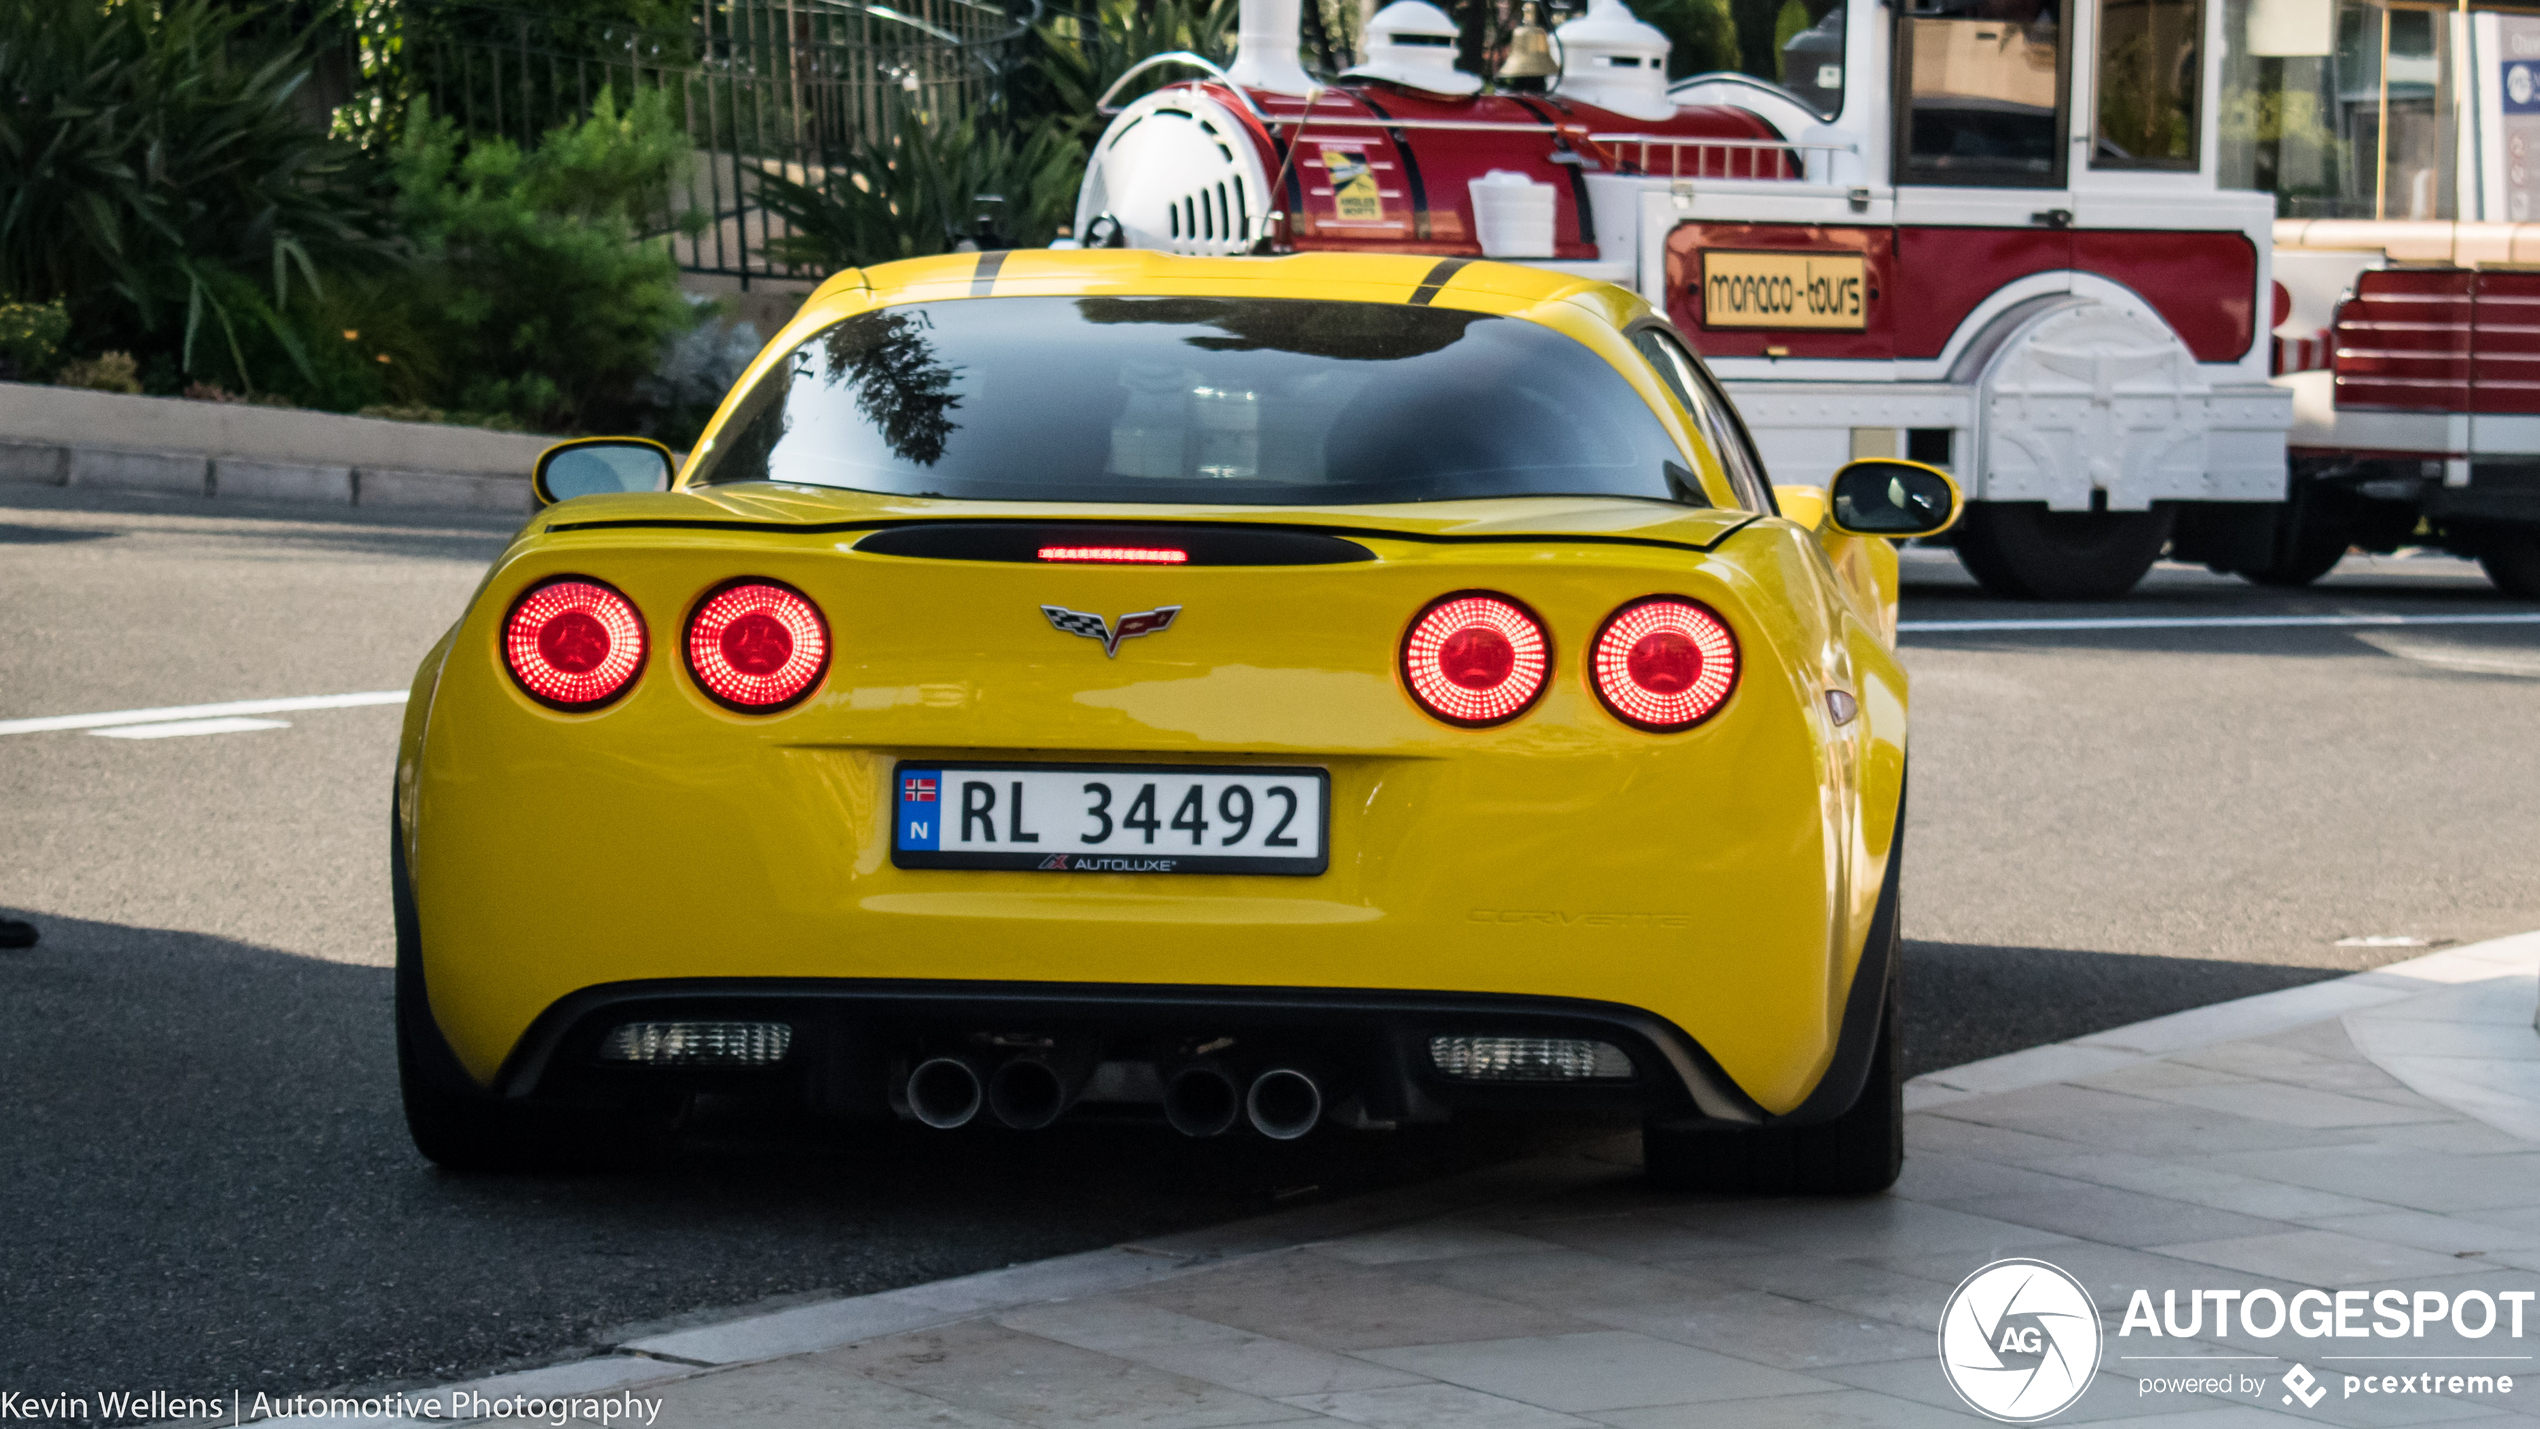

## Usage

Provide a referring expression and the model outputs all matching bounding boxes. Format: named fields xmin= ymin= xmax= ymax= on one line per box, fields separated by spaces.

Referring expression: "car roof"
xmin=786 ymin=249 xmax=1651 ymax=335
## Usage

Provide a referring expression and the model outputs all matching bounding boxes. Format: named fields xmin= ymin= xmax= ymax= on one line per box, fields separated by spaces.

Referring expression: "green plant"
xmin=0 ymin=0 xmax=392 ymax=389
xmin=388 ymin=89 xmax=703 ymax=430
xmin=755 ymin=97 xmax=1087 ymax=269
xmin=57 ymin=352 xmax=143 ymax=395
xmin=1009 ymin=0 xmax=1236 ymax=148
xmin=0 ymin=298 xmax=69 ymax=383
xmin=1636 ymin=0 xmax=1742 ymax=78
xmin=336 ymin=0 xmax=700 ymax=150
xmin=2221 ymin=85 xmax=2348 ymax=202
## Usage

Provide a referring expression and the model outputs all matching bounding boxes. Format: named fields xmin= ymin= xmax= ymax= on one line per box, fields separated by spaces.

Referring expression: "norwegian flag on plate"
xmin=902 ymin=776 xmax=937 ymax=803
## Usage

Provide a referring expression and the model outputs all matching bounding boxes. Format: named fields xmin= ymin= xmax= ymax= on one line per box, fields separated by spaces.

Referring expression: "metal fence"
xmin=401 ymin=0 xmax=1029 ymax=283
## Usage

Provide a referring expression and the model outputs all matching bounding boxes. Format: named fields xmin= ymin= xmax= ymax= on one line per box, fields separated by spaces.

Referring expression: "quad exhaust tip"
xmin=907 ymin=1056 xmax=985 ymax=1129
xmin=988 ymin=1057 xmax=1074 ymax=1131
xmin=918 ymin=1054 xmax=1322 ymax=1137
xmin=1163 ymin=1063 xmax=1242 ymax=1137
xmin=1246 ymin=1068 xmax=1323 ymax=1141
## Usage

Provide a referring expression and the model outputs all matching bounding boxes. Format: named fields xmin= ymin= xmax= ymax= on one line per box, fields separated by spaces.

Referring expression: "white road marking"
xmin=88 ymin=717 xmax=293 ymax=740
xmin=0 ymin=690 xmax=406 ymax=737
xmin=2351 ymin=627 xmax=2540 ymax=677
xmin=1900 ymin=612 xmax=2540 ymax=634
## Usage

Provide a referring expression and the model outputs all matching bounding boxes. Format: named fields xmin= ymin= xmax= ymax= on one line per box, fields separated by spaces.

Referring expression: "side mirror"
xmin=533 ymin=438 xmax=675 ymax=506
xmin=1826 ymin=459 xmax=1961 ymax=537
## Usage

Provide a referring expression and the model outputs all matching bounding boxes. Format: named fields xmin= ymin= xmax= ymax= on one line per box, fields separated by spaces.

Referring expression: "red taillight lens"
xmin=1401 ymin=593 xmax=1550 ymax=727
xmin=503 ymin=578 xmax=646 ymax=710
xmin=1591 ymin=596 xmax=1737 ymax=732
xmin=1037 ymin=546 xmax=1189 ymax=564
xmin=686 ymin=579 xmax=830 ymax=711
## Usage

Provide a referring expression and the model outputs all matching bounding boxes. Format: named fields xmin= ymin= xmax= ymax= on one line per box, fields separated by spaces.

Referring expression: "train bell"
xmin=1498 ymin=3 xmax=1559 ymax=89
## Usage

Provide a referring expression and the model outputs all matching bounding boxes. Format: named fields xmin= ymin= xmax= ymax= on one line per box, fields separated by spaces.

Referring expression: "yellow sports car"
xmin=392 ymin=249 xmax=1957 ymax=1193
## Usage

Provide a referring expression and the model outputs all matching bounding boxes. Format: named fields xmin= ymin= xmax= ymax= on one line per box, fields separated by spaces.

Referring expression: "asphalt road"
xmin=1896 ymin=544 xmax=2540 ymax=1067
xmin=2 ymin=486 xmax=2535 ymax=1410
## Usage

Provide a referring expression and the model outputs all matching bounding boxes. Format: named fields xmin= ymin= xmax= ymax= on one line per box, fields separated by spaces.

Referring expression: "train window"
xmin=1676 ymin=0 xmax=1859 ymax=121
xmin=1684 ymin=0 xmax=1849 ymax=122
xmin=1895 ymin=0 xmax=2069 ymax=187
xmin=2092 ymin=0 xmax=2201 ymax=168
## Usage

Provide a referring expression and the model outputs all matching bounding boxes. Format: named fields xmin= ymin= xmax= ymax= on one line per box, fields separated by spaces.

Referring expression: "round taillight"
xmin=686 ymin=579 xmax=830 ymax=711
xmin=503 ymin=577 xmax=647 ymax=711
xmin=1591 ymin=596 xmax=1738 ymax=732
xmin=1401 ymin=592 xmax=1550 ymax=727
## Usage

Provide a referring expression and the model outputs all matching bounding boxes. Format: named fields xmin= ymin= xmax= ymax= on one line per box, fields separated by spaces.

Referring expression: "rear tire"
xmin=1642 ymin=995 xmax=1902 ymax=1196
xmin=2479 ymin=527 xmax=2540 ymax=599
xmin=394 ymin=799 xmax=650 ymax=1173
xmin=1951 ymin=501 xmax=2173 ymax=601
xmin=1644 ymin=886 xmax=1904 ymax=1197
xmin=398 ymin=1033 xmax=541 ymax=1171
xmin=396 ymin=991 xmax=658 ymax=1172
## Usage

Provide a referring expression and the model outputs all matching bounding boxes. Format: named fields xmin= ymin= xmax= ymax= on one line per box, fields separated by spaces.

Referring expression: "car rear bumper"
xmin=447 ymin=977 xmax=1793 ymax=1127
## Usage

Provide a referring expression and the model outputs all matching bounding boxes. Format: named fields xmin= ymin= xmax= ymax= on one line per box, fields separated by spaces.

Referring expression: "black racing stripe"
xmin=1353 ymin=94 xmax=1429 ymax=240
xmin=541 ymin=511 xmax=1761 ymax=555
xmin=1506 ymin=97 xmax=1595 ymax=250
xmin=970 ymin=250 xmax=1008 ymax=296
xmin=1406 ymin=256 xmax=1472 ymax=306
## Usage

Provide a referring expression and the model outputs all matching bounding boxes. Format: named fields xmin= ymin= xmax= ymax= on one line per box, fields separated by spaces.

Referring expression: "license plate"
xmin=1699 ymin=249 xmax=1868 ymax=330
xmin=892 ymin=763 xmax=1330 ymax=875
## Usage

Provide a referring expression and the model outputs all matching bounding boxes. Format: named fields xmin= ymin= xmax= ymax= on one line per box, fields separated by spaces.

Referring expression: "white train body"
xmin=1073 ymin=0 xmax=2294 ymax=597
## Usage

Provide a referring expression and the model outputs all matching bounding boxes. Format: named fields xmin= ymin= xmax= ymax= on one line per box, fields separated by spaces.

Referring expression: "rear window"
xmin=690 ymin=295 xmax=1705 ymax=506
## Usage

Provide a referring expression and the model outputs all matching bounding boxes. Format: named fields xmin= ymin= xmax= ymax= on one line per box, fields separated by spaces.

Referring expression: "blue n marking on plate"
xmin=897 ymin=770 xmax=942 ymax=850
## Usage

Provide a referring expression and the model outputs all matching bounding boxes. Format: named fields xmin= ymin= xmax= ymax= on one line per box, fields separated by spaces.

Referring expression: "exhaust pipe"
xmin=906 ymin=1055 xmax=985 ymax=1129
xmin=1162 ymin=1062 xmax=1242 ymax=1137
xmin=1245 ymin=1067 xmax=1323 ymax=1140
xmin=986 ymin=1051 xmax=1092 ymax=1131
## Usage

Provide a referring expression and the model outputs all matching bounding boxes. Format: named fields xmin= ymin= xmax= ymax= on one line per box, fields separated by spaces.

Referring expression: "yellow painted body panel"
xmin=399 ymin=251 xmax=1909 ymax=1115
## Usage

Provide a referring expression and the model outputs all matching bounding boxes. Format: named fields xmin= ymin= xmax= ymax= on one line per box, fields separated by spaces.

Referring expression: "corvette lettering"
xmin=1469 ymin=909 xmax=1694 ymax=927
xmin=1041 ymin=603 xmax=1181 ymax=657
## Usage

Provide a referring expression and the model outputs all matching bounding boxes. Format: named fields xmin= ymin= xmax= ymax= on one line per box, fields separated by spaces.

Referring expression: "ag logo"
xmin=1939 ymin=1258 xmax=2103 ymax=1422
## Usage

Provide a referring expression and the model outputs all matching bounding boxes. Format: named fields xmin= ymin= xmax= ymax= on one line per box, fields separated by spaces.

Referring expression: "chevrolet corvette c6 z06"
xmin=392 ymin=248 xmax=1957 ymax=1193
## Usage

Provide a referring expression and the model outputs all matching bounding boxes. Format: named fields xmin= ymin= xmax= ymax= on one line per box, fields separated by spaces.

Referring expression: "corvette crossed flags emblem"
xmin=1041 ymin=604 xmax=1180 ymax=657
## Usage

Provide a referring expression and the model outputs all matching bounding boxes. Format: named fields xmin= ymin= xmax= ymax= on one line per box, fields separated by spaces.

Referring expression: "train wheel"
xmin=2236 ymin=522 xmax=2352 ymax=587
xmin=2480 ymin=528 xmax=2540 ymax=599
xmin=1951 ymin=502 xmax=2175 ymax=601
xmin=2233 ymin=481 xmax=2356 ymax=588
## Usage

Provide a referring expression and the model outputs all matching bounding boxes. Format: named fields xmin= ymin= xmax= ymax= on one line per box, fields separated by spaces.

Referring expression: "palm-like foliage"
xmin=1008 ymin=0 xmax=1237 ymax=147
xmin=753 ymin=97 xmax=1087 ymax=269
xmin=0 ymin=0 xmax=390 ymax=382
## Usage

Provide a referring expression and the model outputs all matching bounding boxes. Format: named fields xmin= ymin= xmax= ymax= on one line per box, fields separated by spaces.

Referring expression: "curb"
xmin=236 ymin=1155 xmax=1629 ymax=1423
xmin=614 ymin=1151 xmax=1620 ymax=1369
xmin=1903 ymin=929 xmax=2540 ymax=1111
xmin=2 ymin=380 xmax=561 ymax=514
xmin=224 ymin=933 xmax=2540 ymax=1423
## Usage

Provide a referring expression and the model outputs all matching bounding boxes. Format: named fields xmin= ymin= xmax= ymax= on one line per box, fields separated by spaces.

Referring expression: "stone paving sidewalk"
xmin=373 ymin=933 xmax=2540 ymax=1428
